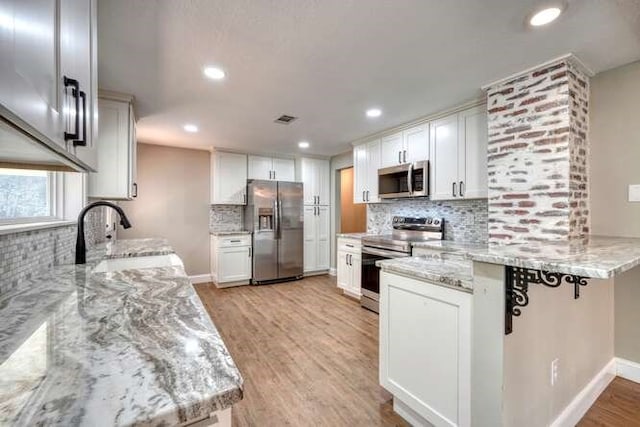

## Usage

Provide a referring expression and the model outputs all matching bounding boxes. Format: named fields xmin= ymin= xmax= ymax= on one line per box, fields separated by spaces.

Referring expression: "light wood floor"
xmin=579 ymin=377 xmax=640 ymax=426
xmin=195 ymin=275 xmax=409 ymax=427
xmin=196 ymin=275 xmax=640 ymax=427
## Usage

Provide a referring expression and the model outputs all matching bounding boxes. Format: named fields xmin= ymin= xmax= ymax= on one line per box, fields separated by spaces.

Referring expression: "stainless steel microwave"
xmin=378 ymin=161 xmax=429 ymax=199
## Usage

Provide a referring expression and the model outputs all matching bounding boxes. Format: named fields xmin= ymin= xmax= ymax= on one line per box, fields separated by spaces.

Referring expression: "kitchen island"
xmin=377 ymin=235 xmax=640 ymax=427
xmin=0 ymin=239 xmax=243 ymax=426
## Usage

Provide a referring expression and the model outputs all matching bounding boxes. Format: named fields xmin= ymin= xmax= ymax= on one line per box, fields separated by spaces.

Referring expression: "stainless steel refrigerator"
xmin=244 ymin=180 xmax=304 ymax=284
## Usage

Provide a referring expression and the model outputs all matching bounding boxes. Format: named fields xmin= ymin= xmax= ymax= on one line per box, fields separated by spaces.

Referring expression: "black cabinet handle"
xmin=63 ymin=76 xmax=80 ymax=142
xmin=403 ymin=150 xmax=407 ymax=163
xmin=366 ymin=190 xmax=370 ymax=202
xmin=459 ymin=181 xmax=464 ymax=197
xmin=249 ymin=247 xmax=252 ymax=257
xmin=132 ymin=183 xmax=138 ymax=198
xmin=74 ymin=90 xmax=87 ymax=147
xmin=362 ymin=190 xmax=366 ymax=202
xmin=398 ymin=151 xmax=401 ymax=164
xmin=452 ymin=182 xmax=457 ymax=197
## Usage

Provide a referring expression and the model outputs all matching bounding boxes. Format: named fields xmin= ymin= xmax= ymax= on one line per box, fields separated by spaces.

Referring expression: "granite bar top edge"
xmin=377 ymin=255 xmax=474 ymax=293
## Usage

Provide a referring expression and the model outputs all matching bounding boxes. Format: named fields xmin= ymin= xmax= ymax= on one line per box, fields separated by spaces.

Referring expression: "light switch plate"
xmin=628 ymin=184 xmax=640 ymax=202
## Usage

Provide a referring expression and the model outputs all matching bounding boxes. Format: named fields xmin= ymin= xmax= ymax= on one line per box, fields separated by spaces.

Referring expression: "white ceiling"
xmin=98 ymin=0 xmax=640 ymax=157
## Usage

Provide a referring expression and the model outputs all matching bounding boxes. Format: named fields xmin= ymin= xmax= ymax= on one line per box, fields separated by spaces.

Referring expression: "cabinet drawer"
xmin=338 ymin=238 xmax=361 ymax=253
xmin=218 ymin=235 xmax=251 ymax=248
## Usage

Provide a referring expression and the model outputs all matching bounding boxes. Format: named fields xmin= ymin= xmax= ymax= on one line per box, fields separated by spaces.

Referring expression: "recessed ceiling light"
xmin=298 ymin=141 xmax=310 ymax=149
xmin=366 ymin=108 xmax=382 ymax=118
xmin=529 ymin=6 xmax=563 ymax=27
xmin=183 ymin=124 xmax=199 ymax=133
xmin=203 ymin=66 xmax=226 ymax=80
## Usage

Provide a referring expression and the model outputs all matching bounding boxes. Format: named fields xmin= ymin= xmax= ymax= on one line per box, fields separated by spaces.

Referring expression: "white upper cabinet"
xmin=88 ymin=94 xmax=136 ymax=200
xmin=353 ymin=139 xmax=381 ymax=204
xmin=430 ymin=106 xmax=487 ymax=200
xmin=211 ymin=151 xmax=247 ymax=205
xmin=248 ymin=155 xmax=295 ymax=181
xmin=380 ymin=132 xmax=404 ymax=168
xmin=299 ymin=157 xmax=330 ymax=205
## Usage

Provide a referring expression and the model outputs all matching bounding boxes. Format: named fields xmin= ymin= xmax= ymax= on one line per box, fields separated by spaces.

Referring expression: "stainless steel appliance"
xmin=378 ymin=161 xmax=429 ymax=199
xmin=245 ymin=179 xmax=304 ymax=284
xmin=361 ymin=216 xmax=444 ymax=313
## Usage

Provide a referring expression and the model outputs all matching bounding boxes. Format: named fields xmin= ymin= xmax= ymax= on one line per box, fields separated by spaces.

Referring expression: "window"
xmin=0 ymin=168 xmax=56 ymax=223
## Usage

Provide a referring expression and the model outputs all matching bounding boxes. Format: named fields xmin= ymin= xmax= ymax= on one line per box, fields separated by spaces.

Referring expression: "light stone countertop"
xmin=377 ymin=253 xmax=474 ymax=292
xmin=336 ymin=232 xmax=381 ymax=240
xmin=210 ymin=230 xmax=251 ymax=236
xmin=466 ymin=235 xmax=640 ymax=279
xmin=0 ymin=240 xmax=243 ymax=426
xmin=412 ymin=240 xmax=488 ymax=254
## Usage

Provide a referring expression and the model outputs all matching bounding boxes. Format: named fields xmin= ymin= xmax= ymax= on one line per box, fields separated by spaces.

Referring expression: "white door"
xmin=404 ymin=124 xmax=429 ymax=163
xmin=300 ymin=157 xmax=317 ymax=205
xmin=336 ymin=250 xmax=350 ymax=290
xmin=380 ymin=132 xmax=404 ymax=168
xmin=458 ymin=106 xmax=488 ymax=199
xmin=353 ymin=144 xmax=368 ymax=204
xmin=248 ymin=155 xmax=273 ymax=180
xmin=366 ymin=139 xmax=381 ymax=203
xmin=316 ymin=206 xmax=330 ymax=270
xmin=219 ymin=246 xmax=252 ymax=282
xmin=303 ymin=206 xmax=317 ymax=272
xmin=316 ymin=159 xmax=330 ymax=206
xmin=430 ymin=114 xmax=460 ymax=200
xmin=349 ymin=252 xmax=362 ymax=296
xmin=212 ymin=152 xmax=248 ymax=204
xmin=273 ymin=158 xmax=295 ymax=181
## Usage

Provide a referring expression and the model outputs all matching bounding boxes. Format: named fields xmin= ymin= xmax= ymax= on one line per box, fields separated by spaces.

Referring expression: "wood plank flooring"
xmin=578 ymin=377 xmax=640 ymax=426
xmin=195 ymin=275 xmax=408 ymax=427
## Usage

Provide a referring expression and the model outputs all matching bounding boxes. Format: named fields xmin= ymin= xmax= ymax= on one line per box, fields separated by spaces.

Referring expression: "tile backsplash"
xmin=367 ymin=198 xmax=488 ymax=243
xmin=210 ymin=205 xmax=244 ymax=232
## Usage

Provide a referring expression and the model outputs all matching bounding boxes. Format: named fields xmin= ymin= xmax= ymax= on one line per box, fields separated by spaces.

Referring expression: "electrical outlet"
xmin=551 ymin=358 xmax=559 ymax=386
xmin=628 ymin=184 xmax=640 ymax=202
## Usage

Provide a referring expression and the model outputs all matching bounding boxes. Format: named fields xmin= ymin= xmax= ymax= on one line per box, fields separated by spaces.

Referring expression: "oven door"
xmin=361 ymin=246 xmax=409 ymax=312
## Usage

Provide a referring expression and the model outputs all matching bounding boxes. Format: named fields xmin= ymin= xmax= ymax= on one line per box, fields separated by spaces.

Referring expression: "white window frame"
xmin=0 ymin=170 xmax=61 ymax=225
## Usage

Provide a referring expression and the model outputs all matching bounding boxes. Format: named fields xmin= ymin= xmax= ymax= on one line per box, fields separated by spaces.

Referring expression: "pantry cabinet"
xmin=430 ymin=105 xmax=487 ymax=200
xmin=379 ymin=124 xmax=429 ymax=168
xmin=303 ymin=205 xmax=330 ymax=273
xmin=88 ymin=93 xmax=136 ymax=200
xmin=211 ymin=151 xmax=247 ymax=205
xmin=353 ymin=139 xmax=381 ymax=203
xmin=380 ymin=270 xmax=471 ymax=427
xmin=336 ymin=237 xmax=362 ymax=297
xmin=299 ymin=157 xmax=330 ymax=206
xmin=248 ymin=155 xmax=295 ymax=181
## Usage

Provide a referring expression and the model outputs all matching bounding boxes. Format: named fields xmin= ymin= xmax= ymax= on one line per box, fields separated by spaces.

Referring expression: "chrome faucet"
xmin=75 ymin=201 xmax=132 ymax=264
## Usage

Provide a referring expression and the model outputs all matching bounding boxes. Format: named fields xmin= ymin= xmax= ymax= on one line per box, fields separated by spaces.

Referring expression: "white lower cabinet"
xmin=210 ymin=234 xmax=252 ymax=287
xmin=180 ymin=407 xmax=231 ymax=427
xmin=336 ymin=237 xmax=362 ymax=297
xmin=303 ymin=206 xmax=330 ymax=273
xmin=380 ymin=270 xmax=471 ymax=427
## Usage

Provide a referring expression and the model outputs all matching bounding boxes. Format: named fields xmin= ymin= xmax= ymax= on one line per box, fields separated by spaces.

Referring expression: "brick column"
xmin=485 ymin=58 xmax=590 ymax=243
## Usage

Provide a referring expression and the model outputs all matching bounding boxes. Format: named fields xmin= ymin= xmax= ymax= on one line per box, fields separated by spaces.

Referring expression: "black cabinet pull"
xmin=459 ymin=181 xmax=464 ymax=197
xmin=398 ymin=151 xmax=401 ymax=164
xmin=452 ymin=182 xmax=457 ymax=197
xmin=403 ymin=150 xmax=407 ymax=163
xmin=362 ymin=190 xmax=366 ymax=202
xmin=63 ymin=76 xmax=80 ymax=142
xmin=249 ymin=247 xmax=252 ymax=257
xmin=74 ymin=90 xmax=87 ymax=146
xmin=132 ymin=183 xmax=138 ymax=198
xmin=366 ymin=190 xmax=370 ymax=202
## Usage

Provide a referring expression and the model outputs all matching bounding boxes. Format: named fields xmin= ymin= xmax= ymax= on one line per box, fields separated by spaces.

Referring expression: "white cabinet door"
xmin=211 ymin=152 xmax=247 ymax=204
xmin=248 ymin=155 xmax=273 ymax=180
xmin=353 ymin=144 xmax=368 ymax=204
xmin=273 ymin=157 xmax=295 ymax=181
xmin=218 ymin=246 xmax=252 ymax=282
xmin=336 ymin=250 xmax=350 ymax=290
xmin=380 ymin=271 xmax=471 ymax=427
xmin=316 ymin=206 xmax=330 ymax=270
xmin=404 ymin=124 xmax=429 ymax=163
xmin=380 ymin=132 xmax=404 ymax=168
xmin=349 ymin=252 xmax=362 ymax=296
xmin=458 ymin=106 xmax=488 ymax=199
xmin=316 ymin=159 xmax=330 ymax=206
xmin=366 ymin=139 xmax=381 ymax=203
xmin=303 ymin=206 xmax=317 ymax=272
xmin=88 ymin=98 xmax=134 ymax=199
xmin=430 ymin=114 xmax=460 ymax=201
xmin=300 ymin=157 xmax=316 ymax=205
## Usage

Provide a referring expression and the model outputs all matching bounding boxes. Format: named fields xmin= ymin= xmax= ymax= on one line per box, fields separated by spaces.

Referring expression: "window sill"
xmin=0 ymin=220 xmax=76 ymax=236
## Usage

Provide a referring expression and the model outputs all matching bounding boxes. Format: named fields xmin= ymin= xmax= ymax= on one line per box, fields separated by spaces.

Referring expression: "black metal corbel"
xmin=505 ymin=266 xmax=589 ymax=335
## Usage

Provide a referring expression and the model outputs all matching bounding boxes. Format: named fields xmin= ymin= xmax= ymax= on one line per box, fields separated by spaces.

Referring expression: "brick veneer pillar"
xmin=485 ymin=58 xmax=590 ymax=243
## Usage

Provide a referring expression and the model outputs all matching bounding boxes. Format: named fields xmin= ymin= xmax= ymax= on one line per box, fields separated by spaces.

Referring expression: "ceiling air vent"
xmin=274 ymin=114 xmax=298 ymax=125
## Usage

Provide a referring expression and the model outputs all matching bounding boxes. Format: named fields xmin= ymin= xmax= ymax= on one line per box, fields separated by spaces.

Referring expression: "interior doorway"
xmin=339 ymin=167 xmax=366 ymax=233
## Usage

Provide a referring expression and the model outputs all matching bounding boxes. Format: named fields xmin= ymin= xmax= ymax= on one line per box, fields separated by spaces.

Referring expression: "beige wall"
xmin=590 ymin=60 xmax=640 ymax=363
xmin=119 ymin=143 xmax=210 ymax=276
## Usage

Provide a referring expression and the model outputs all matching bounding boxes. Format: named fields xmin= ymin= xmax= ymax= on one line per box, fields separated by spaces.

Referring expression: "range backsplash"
xmin=209 ymin=205 xmax=244 ymax=232
xmin=367 ymin=198 xmax=488 ymax=243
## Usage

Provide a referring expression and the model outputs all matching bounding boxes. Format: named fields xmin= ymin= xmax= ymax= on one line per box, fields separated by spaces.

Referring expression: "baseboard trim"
xmin=329 ymin=267 xmax=337 ymax=276
xmin=616 ymin=357 xmax=640 ymax=384
xmin=189 ymin=274 xmax=213 ymax=284
xmin=550 ymin=358 xmax=616 ymax=427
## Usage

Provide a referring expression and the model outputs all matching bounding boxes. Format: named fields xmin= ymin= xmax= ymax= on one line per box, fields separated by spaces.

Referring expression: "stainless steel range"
xmin=360 ymin=216 xmax=444 ymax=313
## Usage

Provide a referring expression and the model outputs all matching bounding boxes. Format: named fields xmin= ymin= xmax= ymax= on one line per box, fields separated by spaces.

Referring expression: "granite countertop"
xmin=0 ymin=240 xmax=243 ymax=426
xmin=466 ymin=235 xmax=640 ymax=279
xmin=336 ymin=232 xmax=381 ymax=239
xmin=210 ymin=230 xmax=251 ymax=236
xmin=412 ymin=240 xmax=488 ymax=254
xmin=377 ymin=253 xmax=474 ymax=292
